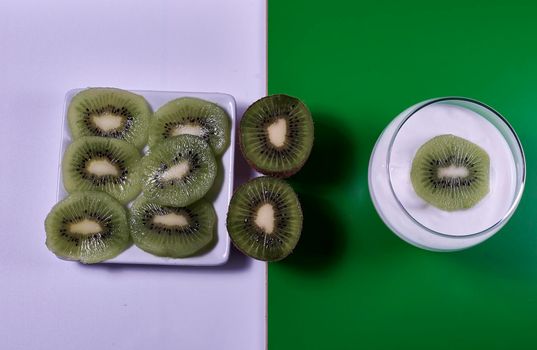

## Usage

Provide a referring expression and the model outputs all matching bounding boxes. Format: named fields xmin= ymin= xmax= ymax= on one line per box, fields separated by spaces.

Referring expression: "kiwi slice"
xmin=148 ymin=97 xmax=230 ymax=155
xmin=44 ymin=191 xmax=131 ymax=264
xmin=140 ymin=135 xmax=217 ymax=207
xmin=410 ymin=134 xmax=490 ymax=211
xmin=68 ymin=88 xmax=151 ymax=149
xmin=130 ymin=196 xmax=216 ymax=258
xmin=240 ymin=94 xmax=314 ymax=177
xmin=226 ymin=176 xmax=303 ymax=261
xmin=62 ymin=136 xmax=142 ymax=204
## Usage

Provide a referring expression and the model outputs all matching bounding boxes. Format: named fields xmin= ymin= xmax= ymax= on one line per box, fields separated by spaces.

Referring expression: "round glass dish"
xmin=368 ymin=97 xmax=525 ymax=251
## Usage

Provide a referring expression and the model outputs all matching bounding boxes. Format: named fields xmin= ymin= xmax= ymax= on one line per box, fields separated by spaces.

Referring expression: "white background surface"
xmin=0 ymin=0 xmax=267 ymax=349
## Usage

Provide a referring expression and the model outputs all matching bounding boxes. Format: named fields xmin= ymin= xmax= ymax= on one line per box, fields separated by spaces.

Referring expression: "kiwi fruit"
xmin=410 ymin=134 xmax=490 ymax=211
xmin=130 ymin=196 xmax=216 ymax=258
xmin=45 ymin=191 xmax=131 ymax=264
xmin=140 ymin=135 xmax=217 ymax=207
xmin=226 ymin=176 xmax=302 ymax=261
xmin=148 ymin=97 xmax=230 ymax=155
xmin=68 ymin=88 xmax=151 ymax=150
xmin=240 ymin=94 xmax=314 ymax=177
xmin=62 ymin=136 xmax=142 ymax=204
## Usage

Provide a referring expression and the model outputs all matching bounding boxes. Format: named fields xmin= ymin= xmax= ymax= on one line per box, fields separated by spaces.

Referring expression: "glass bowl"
xmin=368 ymin=97 xmax=525 ymax=251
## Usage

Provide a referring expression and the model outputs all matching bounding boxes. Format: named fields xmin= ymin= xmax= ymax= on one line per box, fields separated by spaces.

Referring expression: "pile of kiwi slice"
xmin=46 ymin=89 xmax=313 ymax=263
xmin=45 ymin=88 xmax=231 ymax=263
xmin=227 ymin=94 xmax=314 ymax=262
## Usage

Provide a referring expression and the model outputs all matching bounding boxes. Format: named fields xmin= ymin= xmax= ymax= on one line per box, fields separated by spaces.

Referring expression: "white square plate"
xmin=57 ymin=88 xmax=235 ymax=266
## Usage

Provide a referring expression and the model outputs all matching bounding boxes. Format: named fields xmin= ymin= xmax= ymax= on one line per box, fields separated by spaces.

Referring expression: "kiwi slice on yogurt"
xmin=148 ymin=97 xmax=230 ymax=155
xmin=410 ymin=134 xmax=490 ymax=211
xmin=68 ymin=88 xmax=151 ymax=150
xmin=45 ymin=191 xmax=131 ymax=264
xmin=130 ymin=196 xmax=216 ymax=258
xmin=226 ymin=176 xmax=303 ymax=261
xmin=62 ymin=136 xmax=142 ymax=204
xmin=139 ymin=135 xmax=217 ymax=207
xmin=240 ymin=95 xmax=314 ymax=177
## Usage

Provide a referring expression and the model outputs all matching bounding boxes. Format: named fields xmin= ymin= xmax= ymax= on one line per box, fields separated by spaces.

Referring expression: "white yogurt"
xmin=368 ymin=99 xmax=524 ymax=251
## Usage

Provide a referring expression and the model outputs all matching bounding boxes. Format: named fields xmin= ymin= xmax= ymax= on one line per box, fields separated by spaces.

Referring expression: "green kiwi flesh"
xmin=140 ymin=135 xmax=217 ymax=207
xmin=62 ymin=136 xmax=142 ymax=204
xmin=68 ymin=88 xmax=151 ymax=150
xmin=130 ymin=196 xmax=216 ymax=258
xmin=410 ymin=134 xmax=490 ymax=211
xmin=240 ymin=94 xmax=314 ymax=177
xmin=149 ymin=97 xmax=230 ymax=155
xmin=226 ymin=176 xmax=302 ymax=261
xmin=45 ymin=191 xmax=131 ymax=264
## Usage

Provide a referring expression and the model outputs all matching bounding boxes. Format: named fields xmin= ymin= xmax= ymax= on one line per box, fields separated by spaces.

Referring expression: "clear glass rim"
xmin=386 ymin=97 xmax=526 ymax=239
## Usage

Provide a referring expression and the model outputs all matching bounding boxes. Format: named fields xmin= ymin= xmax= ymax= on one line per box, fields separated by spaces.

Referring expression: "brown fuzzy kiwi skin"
xmin=238 ymin=96 xmax=314 ymax=178
xmin=226 ymin=177 xmax=304 ymax=262
xmin=238 ymin=138 xmax=313 ymax=178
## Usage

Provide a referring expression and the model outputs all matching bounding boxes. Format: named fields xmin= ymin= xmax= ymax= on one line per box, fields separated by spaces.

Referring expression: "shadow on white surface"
xmin=78 ymin=247 xmax=252 ymax=273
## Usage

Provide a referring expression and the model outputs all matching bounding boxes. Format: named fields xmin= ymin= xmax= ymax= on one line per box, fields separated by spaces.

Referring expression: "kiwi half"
xmin=45 ymin=191 xmax=131 ymax=264
xmin=410 ymin=134 xmax=490 ymax=211
xmin=140 ymin=135 xmax=217 ymax=207
xmin=62 ymin=136 xmax=142 ymax=204
xmin=149 ymin=97 xmax=230 ymax=155
xmin=68 ymin=88 xmax=151 ymax=150
xmin=240 ymin=94 xmax=314 ymax=177
xmin=130 ymin=196 xmax=216 ymax=258
xmin=226 ymin=176 xmax=302 ymax=261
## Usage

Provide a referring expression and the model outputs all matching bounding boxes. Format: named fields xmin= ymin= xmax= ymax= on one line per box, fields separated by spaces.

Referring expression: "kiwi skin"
xmin=239 ymin=142 xmax=314 ymax=178
xmin=239 ymin=94 xmax=314 ymax=178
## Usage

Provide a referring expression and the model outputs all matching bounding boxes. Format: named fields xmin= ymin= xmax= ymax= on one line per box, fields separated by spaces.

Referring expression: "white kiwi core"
xmin=254 ymin=203 xmax=276 ymax=234
xmin=87 ymin=159 xmax=119 ymax=177
xmin=267 ymin=118 xmax=287 ymax=148
xmin=153 ymin=213 xmax=189 ymax=227
xmin=161 ymin=161 xmax=190 ymax=181
xmin=92 ymin=113 xmax=123 ymax=132
xmin=438 ymin=165 xmax=469 ymax=178
xmin=70 ymin=219 xmax=103 ymax=235
xmin=171 ymin=123 xmax=204 ymax=137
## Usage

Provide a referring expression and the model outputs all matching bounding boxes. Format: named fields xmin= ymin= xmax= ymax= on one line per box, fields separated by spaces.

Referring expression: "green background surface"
xmin=268 ymin=1 xmax=537 ymax=349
